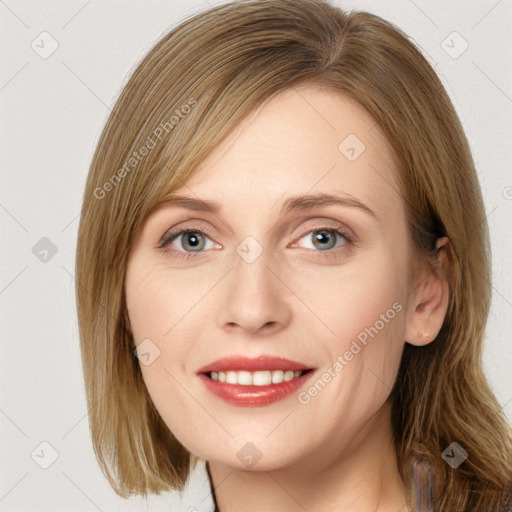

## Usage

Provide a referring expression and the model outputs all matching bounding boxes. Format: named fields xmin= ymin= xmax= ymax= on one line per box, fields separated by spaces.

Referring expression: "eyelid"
xmin=156 ymin=217 xmax=356 ymax=256
xmin=157 ymin=220 xmax=218 ymax=249
xmin=158 ymin=216 xmax=354 ymax=242
xmin=291 ymin=218 xmax=355 ymax=244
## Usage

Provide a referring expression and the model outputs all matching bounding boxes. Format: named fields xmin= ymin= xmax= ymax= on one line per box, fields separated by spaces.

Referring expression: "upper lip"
xmin=197 ymin=355 xmax=315 ymax=374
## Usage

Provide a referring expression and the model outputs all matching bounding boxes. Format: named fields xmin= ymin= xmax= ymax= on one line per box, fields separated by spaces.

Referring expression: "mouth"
xmin=196 ymin=355 xmax=316 ymax=407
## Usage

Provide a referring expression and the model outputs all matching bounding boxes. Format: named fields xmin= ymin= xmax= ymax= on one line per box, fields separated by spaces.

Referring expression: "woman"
xmin=75 ymin=0 xmax=512 ymax=510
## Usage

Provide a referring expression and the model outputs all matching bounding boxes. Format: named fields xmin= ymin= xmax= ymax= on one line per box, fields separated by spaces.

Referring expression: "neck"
xmin=206 ymin=402 xmax=408 ymax=512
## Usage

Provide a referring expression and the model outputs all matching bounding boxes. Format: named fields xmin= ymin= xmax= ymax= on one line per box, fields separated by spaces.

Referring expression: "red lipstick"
xmin=197 ymin=355 xmax=315 ymax=407
xmin=197 ymin=355 xmax=312 ymax=373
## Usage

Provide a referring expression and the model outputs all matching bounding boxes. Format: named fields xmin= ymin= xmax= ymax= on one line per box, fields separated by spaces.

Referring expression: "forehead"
xmin=157 ymin=85 xmax=403 ymax=224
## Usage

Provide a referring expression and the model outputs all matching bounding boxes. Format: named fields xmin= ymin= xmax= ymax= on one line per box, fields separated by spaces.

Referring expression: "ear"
xmin=405 ymin=237 xmax=451 ymax=346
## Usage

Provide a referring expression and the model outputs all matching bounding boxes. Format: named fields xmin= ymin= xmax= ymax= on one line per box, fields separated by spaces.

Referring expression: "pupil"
xmin=315 ymin=230 xmax=334 ymax=249
xmin=185 ymin=232 xmax=203 ymax=250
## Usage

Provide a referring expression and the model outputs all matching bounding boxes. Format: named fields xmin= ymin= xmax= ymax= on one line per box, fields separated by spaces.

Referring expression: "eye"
xmin=157 ymin=223 xmax=354 ymax=260
xmin=294 ymin=228 xmax=351 ymax=251
xmin=158 ymin=228 xmax=219 ymax=258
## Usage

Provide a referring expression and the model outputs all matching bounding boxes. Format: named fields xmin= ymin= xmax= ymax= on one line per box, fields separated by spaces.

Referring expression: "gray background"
xmin=1 ymin=0 xmax=511 ymax=510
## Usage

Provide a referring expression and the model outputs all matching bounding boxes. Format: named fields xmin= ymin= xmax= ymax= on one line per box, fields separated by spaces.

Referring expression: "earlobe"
xmin=405 ymin=237 xmax=452 ymax=347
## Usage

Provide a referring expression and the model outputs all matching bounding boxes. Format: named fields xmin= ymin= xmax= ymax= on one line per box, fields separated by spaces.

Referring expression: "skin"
xmin=125 ymin=84 xmax=450 ymax=511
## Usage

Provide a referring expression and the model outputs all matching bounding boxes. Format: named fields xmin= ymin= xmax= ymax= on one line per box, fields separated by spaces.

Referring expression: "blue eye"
xmin=296 ymin=228 xmax=349 ymax=251
xmin=163 ymin=230 xmax=216 ymax=253
xmin=158 ymin=225 xmax=353 ymax=260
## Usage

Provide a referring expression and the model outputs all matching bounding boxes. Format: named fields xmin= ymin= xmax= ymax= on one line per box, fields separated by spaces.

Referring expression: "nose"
xmin=216 ymin=246 xmax=292 ymax=335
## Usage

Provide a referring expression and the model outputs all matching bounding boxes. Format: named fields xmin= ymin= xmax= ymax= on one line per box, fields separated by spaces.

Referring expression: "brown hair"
xmin=75 ymin=0 xmax=512 ymax=509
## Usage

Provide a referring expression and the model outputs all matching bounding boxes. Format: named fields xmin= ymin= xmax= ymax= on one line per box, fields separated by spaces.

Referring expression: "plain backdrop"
xmin=1 ymin=0 xmax=511 ymax=510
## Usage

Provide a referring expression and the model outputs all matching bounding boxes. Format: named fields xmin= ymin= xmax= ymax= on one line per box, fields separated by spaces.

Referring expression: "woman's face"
xmin=125 ymin=85 xmax=418 ymax=471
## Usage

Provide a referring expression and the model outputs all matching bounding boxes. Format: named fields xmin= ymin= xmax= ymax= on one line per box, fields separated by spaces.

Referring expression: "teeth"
xmin=226 ymin=371 xmax=238 ymax=384
xmin=272 ymin=370 xmax=284 ymax=384
xmin=209 ymin=369 xmax=305 ymax=386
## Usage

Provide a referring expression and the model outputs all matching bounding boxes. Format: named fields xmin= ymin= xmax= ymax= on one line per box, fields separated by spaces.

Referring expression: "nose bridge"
xmin=234 ymin=238 xmax=272 ymax=295
xmin=216 ymin=236 xmax=290 ymax=333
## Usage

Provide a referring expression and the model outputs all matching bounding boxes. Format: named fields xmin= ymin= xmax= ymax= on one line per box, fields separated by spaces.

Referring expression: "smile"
xmin=197 ymin=355 xmax=316 ymax=407
xmin=208 ymin=369 xmax=306 ymax=386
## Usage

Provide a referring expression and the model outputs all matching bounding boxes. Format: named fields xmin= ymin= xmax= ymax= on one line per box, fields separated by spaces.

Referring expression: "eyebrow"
xmin=162 ymin=192 xmax=378 ymax=221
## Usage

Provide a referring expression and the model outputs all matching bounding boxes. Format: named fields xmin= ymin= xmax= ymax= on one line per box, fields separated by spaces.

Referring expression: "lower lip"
xmin=198 ymin=371 xmax=315 ymax=407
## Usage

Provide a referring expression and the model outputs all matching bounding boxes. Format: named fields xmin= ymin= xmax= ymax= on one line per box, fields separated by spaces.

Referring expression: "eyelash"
xmin=157 ymin=224 xmax=354 ymax=261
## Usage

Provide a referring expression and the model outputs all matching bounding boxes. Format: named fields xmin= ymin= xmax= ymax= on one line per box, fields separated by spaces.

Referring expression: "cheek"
xmin=299 ymin=250 xmax=405 ymax=336
xmin=126 ymin=262 xmax=205 ymax=346
xmin=126 ymin=265 xmax=187 ymax=392
xmin=126 ymin=269 xmax=168 ymax=343
xmin=125 ymin=266 xmax=199 ymax=428
xmin=125 ymin=262 xmax=218 ymax=394
xmin=300 ymin=249 xmax=407 ymax=389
